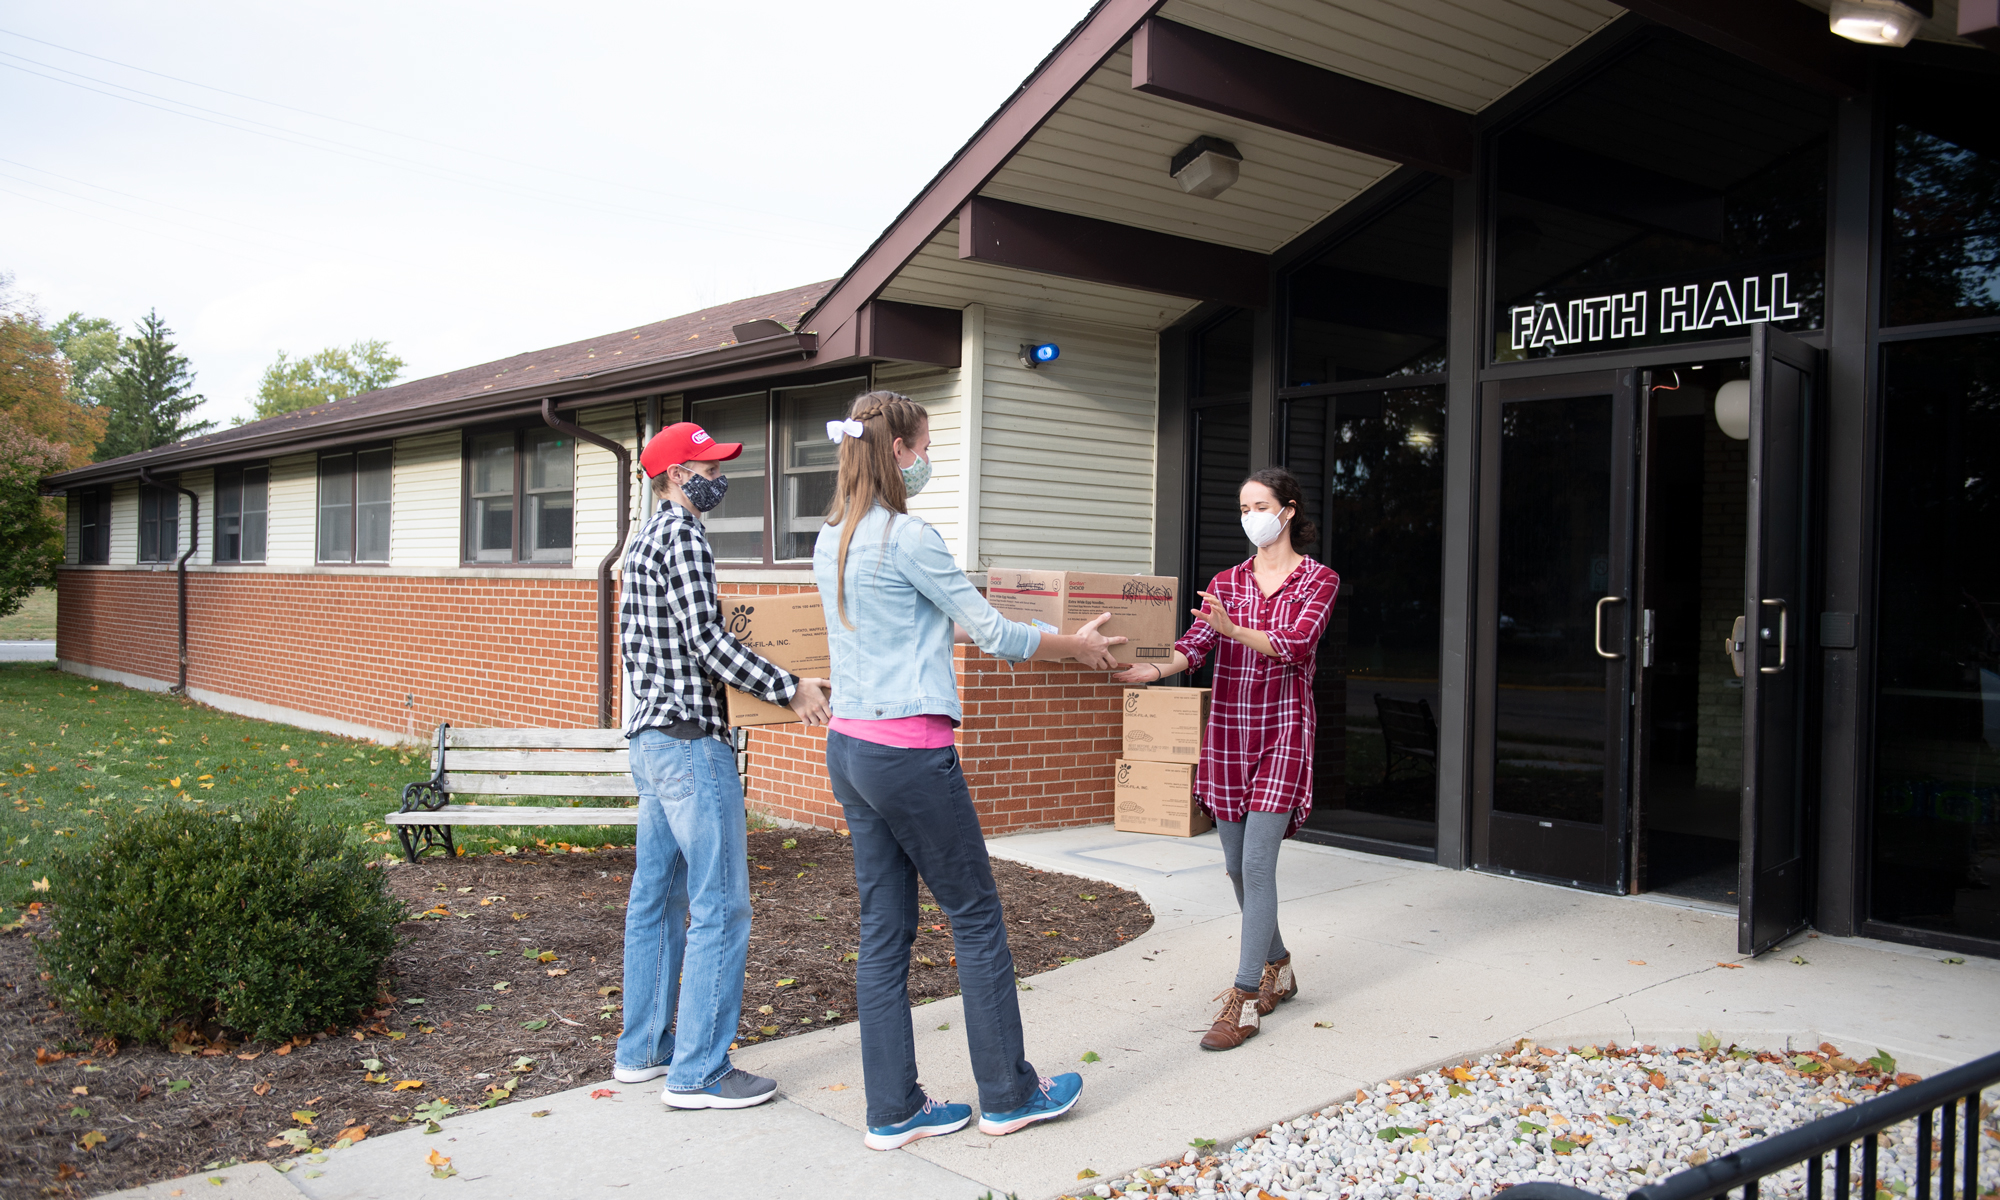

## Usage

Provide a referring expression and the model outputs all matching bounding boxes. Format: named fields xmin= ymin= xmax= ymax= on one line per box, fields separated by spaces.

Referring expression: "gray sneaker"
xmin=662 ymin=1067 xmax=778 ymax=1110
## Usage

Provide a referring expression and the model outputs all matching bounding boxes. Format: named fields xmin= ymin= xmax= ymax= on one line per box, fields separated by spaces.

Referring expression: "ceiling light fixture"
xmin=1715 ymin=380 xmax=1752 ymax=441
xmin=1170 ymin=136 xmax=1243 ymax=199
xmin=1827 ymin=0 xmax=1927 ymax=46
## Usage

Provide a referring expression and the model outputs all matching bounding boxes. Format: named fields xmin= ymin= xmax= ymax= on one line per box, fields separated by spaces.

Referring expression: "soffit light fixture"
xmin=1827 ymin=0 xmax=1929 ymax=47
xmin=1170 ymin=136 xmax=1243 ymax=199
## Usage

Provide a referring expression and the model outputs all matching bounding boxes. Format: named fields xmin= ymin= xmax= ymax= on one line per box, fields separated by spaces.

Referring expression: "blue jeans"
xmin=616 ymin=729 xmax=751 ymax=1092
xmin=825 ymin=731 xmax=1039 ymax=1126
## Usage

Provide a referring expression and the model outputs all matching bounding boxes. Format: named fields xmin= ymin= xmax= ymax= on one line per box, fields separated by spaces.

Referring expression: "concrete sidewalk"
xmin=112 ymin=826 xmax=2000 ymax=1200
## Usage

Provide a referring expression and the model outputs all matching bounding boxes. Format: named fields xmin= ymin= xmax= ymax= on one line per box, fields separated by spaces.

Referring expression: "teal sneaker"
xmin=864 ymin=1095 xmax=972 ymax=1150
xmin=978 ymin=1072 xmax=1083 ymax=1136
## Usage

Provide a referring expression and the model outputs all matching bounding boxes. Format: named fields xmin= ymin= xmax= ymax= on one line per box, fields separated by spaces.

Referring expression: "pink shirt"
xmin=828 ymin=714 xmax=957 ymax=749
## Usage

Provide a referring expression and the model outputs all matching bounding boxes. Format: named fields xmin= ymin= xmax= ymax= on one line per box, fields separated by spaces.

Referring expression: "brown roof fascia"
xmin=43 ymin=331 xmax=820 ymax=490
xmin=791 ymin=0 xmax=1167 ymax=339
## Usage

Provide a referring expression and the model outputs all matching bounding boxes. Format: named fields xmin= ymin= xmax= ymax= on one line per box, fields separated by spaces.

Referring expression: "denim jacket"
xmin=812 ymin=504 xmax=1042 ymax=722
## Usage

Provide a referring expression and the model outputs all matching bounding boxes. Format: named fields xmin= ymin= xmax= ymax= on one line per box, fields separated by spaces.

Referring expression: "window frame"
xmin=71 ymin=486 xmax=111 ymax=565
xmin=214 ymin=465 xmax=270 ymax=565
xmin=317 ymin=445 xmax=394 ymax=566
xmin=458 ymin=423 xmax=577 ymax=567
xmin=137 ymin=482 xmax=180 ymax=564
xmin=679 ymin=369 xmax=874 ymax=568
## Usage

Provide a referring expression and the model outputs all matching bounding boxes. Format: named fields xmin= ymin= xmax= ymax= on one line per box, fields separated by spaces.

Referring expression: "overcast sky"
xmin=2 ymin=1 xmax=1094 ymax=425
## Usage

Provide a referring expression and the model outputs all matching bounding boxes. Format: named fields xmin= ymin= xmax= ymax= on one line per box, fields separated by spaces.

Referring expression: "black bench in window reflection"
xmin=1375 ymin=693 xmax=1438 ymax=782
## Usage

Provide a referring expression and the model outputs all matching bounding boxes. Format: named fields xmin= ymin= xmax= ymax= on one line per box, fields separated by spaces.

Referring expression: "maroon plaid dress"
xmin=1174 ymin=557 xmax=1340 ymax=837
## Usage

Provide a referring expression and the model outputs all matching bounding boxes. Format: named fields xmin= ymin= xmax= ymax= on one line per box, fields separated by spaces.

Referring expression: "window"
xmin=775 ymin=380 xmax=855 ymax=560
xmin=70 ymin=487 xmax=110 ymax=564
xmin=215 ymin=467 xmax=268 ymax=563
xmin=686 ymin=393 xmax=768 ymax=561
xmin=463 ymin=428 xmax=572 ymax=564
xmin=138 ymin=485 xmax=179 ymax=563
xmin=1883 ymin=73 xmax=2000 ymax=326
xmin=1288 ymin=178 xmax=1451 ymax=386
xmin=319 ymin=447 xmax=392 ymax=564
xmin=1492 ymin=36 xmax=1830 ymax=360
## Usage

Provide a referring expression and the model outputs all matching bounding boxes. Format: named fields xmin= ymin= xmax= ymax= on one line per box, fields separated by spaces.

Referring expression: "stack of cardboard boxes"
xmin=1114 ymin=687 xmax=1213 ymax=837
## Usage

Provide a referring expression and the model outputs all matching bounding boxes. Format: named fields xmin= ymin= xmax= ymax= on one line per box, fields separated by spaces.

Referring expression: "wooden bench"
xmin=388 ymin=723 xmax=637 ymax=862
xmin=1374 ymin=693 xmax=1439 ymax=782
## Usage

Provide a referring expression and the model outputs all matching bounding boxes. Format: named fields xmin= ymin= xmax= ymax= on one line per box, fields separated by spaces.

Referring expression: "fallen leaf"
xmin=1791 ymin=955 xmax=1809 ymax=965
xmin=776 ymin=978 xmax=795 ymax=987
xmin=590 ymin=1088 xmax=618 ymax=1099
xmin=1080 ymin=1050 xmax=1101 ymax=1063
xmin=332 ymin=1124 xmax=368 ymax=1147
xmin=531 ymin=1110 xmax=551 ymax=1118
xmin=428 ymin=1148 xmax=456 ymax=1179
xmin=1078 ymin=1169 xmax=1100 ymax=1180
xmin=520 ymin=1020 xmax=548 ymax=1031
xmin=393 ymin=1080 xmax=424 ymax=1091
xmin=1628 ymin=959 xmax=1647 ymax=966
xmin=273 ymin=1043 xmax=293 ymax=1057
xmin=757 ymin=1004 xmax=774 ymax=1015
xmin=1716 ymin=961 xmax=1744 ymax=969
xmin=80 ymin=1130 xmax=106 ymax=1149
xmin=56 ymin=1164 xmax=77 ymax=1180
xmin=71 ymin=1086 xmax=88 ymax=1096
xmin=292 ymin=1110 xmax=317 ymax=1125
xmin=825 ymin=1083 xmax=847 ymax=1091
xmin=546 ymin=968 xmax=569 ymax=977
xmin=536 ymin=951 xmax=557 ymax=963
xmin=1647 ymin=1071 xmax=1667 ymax=1091
xmin=35 ymin=1047 xmax=66 ymax=1064
xmin=30 ymin=877 xmax=50 ymax=892
xmin=253 ymin=1082 xmax=272 ymax=1097
xmin=1449 ymin=1066 xmax=1474 ymax=1081
xmin=236 ymin=1051 xmax=262 ymax=1061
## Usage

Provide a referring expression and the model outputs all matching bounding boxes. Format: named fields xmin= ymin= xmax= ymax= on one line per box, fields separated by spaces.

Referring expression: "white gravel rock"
xmin=1072 ymin=1041 xmax=2000 ymax=1200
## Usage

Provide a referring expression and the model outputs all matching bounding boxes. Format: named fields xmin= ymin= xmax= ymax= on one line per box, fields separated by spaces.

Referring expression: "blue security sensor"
xmin=1020 ymin=342 xmax=1061 ymax=368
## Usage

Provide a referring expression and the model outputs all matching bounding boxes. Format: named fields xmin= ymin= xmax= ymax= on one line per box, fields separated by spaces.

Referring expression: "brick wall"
xmin=56 ymin=568 xmax=602 ymax=738
xmin=54 ymin=570 xmax=1129 ymax=837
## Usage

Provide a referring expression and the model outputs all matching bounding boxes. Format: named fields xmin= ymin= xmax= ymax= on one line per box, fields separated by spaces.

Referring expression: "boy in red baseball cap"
xmin=615 ymin=421 xmax=830 ymax=1109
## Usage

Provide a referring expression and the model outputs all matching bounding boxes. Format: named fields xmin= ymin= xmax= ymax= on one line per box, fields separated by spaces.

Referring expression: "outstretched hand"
xmin=1193 ymin=591 xmax=1238 ymax=638
xmin=1071 ymin=611 xmax=1127 ymax=671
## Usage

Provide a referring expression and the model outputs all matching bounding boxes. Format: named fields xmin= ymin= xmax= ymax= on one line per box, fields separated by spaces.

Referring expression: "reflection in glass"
xmin=777 ymin=379 xmax=866 ymax=560
xmin=522 ymin=429 xmax=573 ymax=562
xmin=1288 ymin=179 xmax=1451 ymax=386
xmin=466 ymin=433 xmax=515 ymax=563
xmin=1493 ymin=37 xmax=1829 ymax=360
xmin=318 ymin=453 xmax=354 ymax=563
xmin=1288 ymin=387 xmax=1446 ymax=848
xmin=1884 ymin=87 xmax=2000 ymax=325
xmin=1494 ymin=396 xmax=1612 ymax=823
xmin=1870 ymin=333 xmax=2000 ymax=944
xmin=690 ymin=393 xmax=766 ymax=560
xmin=356 ymin=448 xmax=392 ymax=563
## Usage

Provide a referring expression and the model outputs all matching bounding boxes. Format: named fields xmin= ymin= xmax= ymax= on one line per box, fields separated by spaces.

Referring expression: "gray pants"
xmin=1216 ymin=811 xmax=1291 ymax=992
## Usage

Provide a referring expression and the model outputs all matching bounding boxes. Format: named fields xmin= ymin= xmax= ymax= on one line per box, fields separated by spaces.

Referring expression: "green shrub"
xmin=36 ymin=804 xmax=404 ymax=1045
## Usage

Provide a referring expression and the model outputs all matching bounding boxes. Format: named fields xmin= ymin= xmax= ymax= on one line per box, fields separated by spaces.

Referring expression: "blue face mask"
xmin=679 ymin=471 xmax=728 ymax=513
xmin=900 ymin=454 xmax=931 ymax=499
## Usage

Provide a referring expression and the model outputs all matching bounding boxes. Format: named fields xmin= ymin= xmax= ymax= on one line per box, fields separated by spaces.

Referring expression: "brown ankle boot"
xmin=1255 ymin=955 xmax=1297 ymax=1016
xmin=1199 ymin=986 xmax=1261 ymax=1051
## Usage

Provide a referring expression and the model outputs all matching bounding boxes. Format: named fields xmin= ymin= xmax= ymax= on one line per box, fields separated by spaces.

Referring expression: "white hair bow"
xmin=826 ymin=419 xmax=865 ymax=443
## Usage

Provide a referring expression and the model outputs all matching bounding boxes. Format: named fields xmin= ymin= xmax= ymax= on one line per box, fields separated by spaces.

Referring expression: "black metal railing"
xmin=1507 ymin=1049 xmax=1998 ymax=1200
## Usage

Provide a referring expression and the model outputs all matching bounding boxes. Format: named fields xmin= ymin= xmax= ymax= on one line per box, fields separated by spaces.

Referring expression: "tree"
xmin=49 ymin=312 xmax=122 ymax=411
xmin=96 ymin=309 xmax=214 ymax=462
xmin=0 ymin=416 xmax=66 ymax=618
xmin=0 ymin=280 xmax=104 ymax=468
xmin=250 ymin=339 xmax=405 ymax=421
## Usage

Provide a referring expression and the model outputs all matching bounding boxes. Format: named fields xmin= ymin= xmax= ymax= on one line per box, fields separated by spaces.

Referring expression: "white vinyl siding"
xmin=391 ymin=431 xmax=463 ymax=567
xmin=264 ymin=453 xmax=318 ymax=568
xmin=107 ymin=481 xmax=138 ymax=566
xmin=976 ymin=309 xmax=1157 ymax=572
xmin=873 ymin=360 xmax=967 ymax=562
xmin=574 ymin=403 xmax=641 ymax=571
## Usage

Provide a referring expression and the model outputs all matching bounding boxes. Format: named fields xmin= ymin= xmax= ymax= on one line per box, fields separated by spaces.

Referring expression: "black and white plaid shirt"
xmin=620 ymin=501 xmax=796 ymax=740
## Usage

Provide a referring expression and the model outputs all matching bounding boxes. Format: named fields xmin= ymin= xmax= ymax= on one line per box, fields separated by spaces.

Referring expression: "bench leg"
xmin=397 ymin=823 xmax=457 ymax=864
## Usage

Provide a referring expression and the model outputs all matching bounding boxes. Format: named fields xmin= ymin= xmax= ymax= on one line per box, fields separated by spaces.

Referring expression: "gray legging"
xmin=1215 ymin=810 xmax=1291 ymax=993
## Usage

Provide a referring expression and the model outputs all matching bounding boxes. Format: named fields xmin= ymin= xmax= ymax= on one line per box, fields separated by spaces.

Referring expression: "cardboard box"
xmin=1122 ymin=687 xmax=1210 ymax=764
xmin=985 ymin=570 xmax=1180 ymax=666
xmin=1112 ymin=759 xmax=1212 ymax=837
xmin=722 ymin=593 xmax=830 ymax=727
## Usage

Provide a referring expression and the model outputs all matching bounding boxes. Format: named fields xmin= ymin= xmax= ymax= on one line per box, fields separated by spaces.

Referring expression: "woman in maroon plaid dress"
xmin=1113 ymin=467 xmax=1338 ymax=1051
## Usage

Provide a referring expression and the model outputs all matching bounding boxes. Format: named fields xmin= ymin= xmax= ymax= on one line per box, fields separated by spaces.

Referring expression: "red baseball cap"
xmin=641 ymin=422 xmax=742 ymax=478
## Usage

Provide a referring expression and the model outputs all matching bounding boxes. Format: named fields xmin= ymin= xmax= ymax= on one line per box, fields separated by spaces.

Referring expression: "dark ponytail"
xmin=1242 ymin=466 xmax=1318 ymax=552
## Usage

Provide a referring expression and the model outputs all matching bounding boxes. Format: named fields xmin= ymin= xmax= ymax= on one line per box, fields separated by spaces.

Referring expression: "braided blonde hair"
xmin=823 ymin=390 xmax=928 ymax=629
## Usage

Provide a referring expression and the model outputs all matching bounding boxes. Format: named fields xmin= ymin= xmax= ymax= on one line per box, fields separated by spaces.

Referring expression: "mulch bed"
xmin=0 ymin=828 xmax=1151 ymax=1197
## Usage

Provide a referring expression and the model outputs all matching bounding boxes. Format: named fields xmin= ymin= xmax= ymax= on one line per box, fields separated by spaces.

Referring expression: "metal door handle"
xmin=1595 ymin=596 xmax=1626 ymax=660
xmin=1759 ymin=598 xmax=1787 ymax=674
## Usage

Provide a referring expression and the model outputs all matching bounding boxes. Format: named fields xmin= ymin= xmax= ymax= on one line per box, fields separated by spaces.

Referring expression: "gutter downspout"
xmin=139 ymin=468 xmax=199 ymax=695
xmin=542 ymin=398 xmax=632 ymax=729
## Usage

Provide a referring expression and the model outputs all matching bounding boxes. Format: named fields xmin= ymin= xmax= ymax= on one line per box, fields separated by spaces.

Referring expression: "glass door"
xmin=1474 ymin=369 xmax=1639 ymax=889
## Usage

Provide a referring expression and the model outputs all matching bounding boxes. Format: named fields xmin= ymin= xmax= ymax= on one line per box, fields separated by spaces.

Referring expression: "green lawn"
xmin=0 ymin=588 xmax=56 ymax=640
xmin=0 ymin=663 xmax=637 ymax=923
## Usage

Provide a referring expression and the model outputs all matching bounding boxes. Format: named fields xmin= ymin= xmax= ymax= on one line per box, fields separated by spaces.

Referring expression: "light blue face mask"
xmin=900 ymin=453 xmax=932 ymax=499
